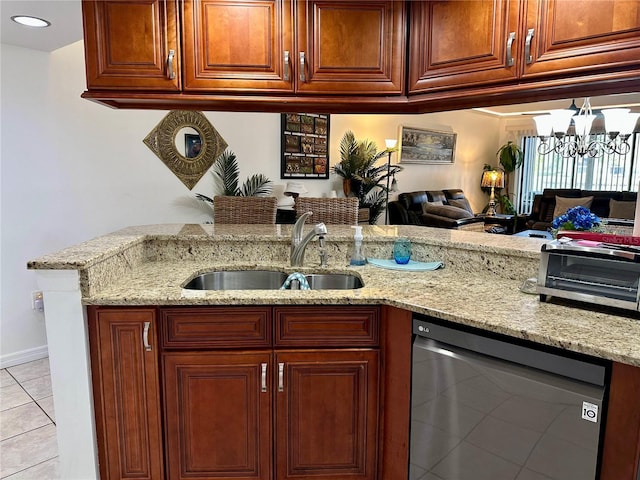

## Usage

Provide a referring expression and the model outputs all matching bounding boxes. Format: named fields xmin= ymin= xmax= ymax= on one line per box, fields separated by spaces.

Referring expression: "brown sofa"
xmin=526 ymin=188 xmax=637 ymax=231
xmin=388 ymin=189 xmax=485 ymax=229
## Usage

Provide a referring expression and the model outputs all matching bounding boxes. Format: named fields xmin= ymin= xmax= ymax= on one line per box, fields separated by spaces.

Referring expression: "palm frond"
xmin=212 ymin=149 xmax=240 ymax=196
xmin=363 ymin=189 xmax=387 ymax=224
xmin=241 ymin=174 xmax=273 ymax=197
xmin=335 ymin=130 xmax=362 ymax=178
xmin=195 ymin=193 xmax=213 ymax=204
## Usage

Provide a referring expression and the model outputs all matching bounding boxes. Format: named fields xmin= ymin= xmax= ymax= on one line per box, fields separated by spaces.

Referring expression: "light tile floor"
xmin=0 ymin=358 xmax=59 ymax=479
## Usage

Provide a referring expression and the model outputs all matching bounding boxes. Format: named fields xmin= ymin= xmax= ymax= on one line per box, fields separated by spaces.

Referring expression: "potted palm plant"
xmin=333 ymin=131 xmax=402 ymax=224
xmin=496 ymin=141 xmax=523 ymax=202
xmin=192 ymin=150 xmax=273 ymax=223
xmin=195 ymin=149 xmax=272 ymax=205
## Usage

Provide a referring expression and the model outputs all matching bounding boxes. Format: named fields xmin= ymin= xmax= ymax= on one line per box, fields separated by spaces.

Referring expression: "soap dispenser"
xmin=349 ymin=226 xmax=367 ymax=266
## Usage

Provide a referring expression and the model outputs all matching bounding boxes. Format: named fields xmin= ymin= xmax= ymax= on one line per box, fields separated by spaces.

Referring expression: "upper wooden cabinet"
xmin=409 ymin=0 xmax=640 ymax=93
xmin=182 ymin=0 xmax=294 ymax=92
xmin=81 ymin=0 xmax=640 ymax=111
xmin=294 ymin=0 xmax=406 ymax=94
xmin=82 ymin=0 xmax=181 ymax=90
xmin=408 ymin=0 xmax=521 ymax=92
xmin=522 ymin=0 xmax=640 ymax=78
xmin=182 ymin=0 xmax=405 ymax=95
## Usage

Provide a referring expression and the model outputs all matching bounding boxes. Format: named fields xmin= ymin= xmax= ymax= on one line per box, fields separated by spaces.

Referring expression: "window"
xmin=517 ymin=133 xmax=640 ymax=213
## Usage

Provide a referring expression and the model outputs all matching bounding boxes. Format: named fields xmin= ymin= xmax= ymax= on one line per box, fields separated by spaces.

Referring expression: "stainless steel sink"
xmin=183 ymin=270 xmax=288 ymax=290
xmin=304 ymin=273 xmax=364 ymax=290
xmin=183 ymin=270 xmax=364 ymax=290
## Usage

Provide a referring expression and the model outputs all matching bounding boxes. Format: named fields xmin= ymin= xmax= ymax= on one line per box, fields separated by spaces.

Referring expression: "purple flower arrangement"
xmin=552 ymin=206 xmax=601 ymax=231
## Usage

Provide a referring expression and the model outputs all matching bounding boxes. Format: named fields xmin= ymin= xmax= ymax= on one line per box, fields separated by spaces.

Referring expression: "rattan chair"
xmin=213 ymin=196 xmax=278 ymax=224
xmin=295 ymin=197 xmax=359 ymax=225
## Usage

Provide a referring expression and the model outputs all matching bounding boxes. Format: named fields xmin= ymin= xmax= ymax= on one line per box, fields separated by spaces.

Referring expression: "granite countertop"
xmin=28 ymin=224 xmax=640 ymax=366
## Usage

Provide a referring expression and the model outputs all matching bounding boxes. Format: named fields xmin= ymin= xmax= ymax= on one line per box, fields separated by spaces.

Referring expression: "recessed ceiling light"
xmin=11 ymin=15 xmax=51 ymax=28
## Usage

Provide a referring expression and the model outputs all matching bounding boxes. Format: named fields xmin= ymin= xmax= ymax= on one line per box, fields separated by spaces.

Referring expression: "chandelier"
xmin=533 ymin=98 xmax=639 ymax=158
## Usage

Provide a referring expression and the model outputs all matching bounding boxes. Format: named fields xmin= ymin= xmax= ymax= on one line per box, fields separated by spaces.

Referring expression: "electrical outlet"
xmin=32 ymin=291 xmax=44 ymax=312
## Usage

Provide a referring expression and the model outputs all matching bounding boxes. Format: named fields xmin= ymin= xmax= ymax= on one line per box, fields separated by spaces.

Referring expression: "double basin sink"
xmin=183 ymin=270 xmax=363 ymax=290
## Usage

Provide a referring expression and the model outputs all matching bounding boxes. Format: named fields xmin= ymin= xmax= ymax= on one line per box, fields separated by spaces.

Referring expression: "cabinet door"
xmin=182 ymin=0 xmax=294 ymax=92
xmin=408 ymin=0 xmax=521 ymax=93
xmin=82 ymin=0 xmax=180 ymax=90
xmin=87 ymin=307 xmax=164 ymax=480
xmin=522 ymin=0 xmax=640 ymax=78
xmin=275 ymin=350 xmax=379 ymax=480
xmin=163 ymin=352 xmax=273 ymax=480
xmin=295 ymin=0 xmax=405 ymax=94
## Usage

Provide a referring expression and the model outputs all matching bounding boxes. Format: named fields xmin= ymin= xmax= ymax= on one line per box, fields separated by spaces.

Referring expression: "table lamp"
xmin=481 ymin=170 xmax=504 ymax=216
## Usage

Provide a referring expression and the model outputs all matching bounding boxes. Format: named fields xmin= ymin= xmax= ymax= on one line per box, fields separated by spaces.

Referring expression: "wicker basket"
xmin=295 ymin=197 xmax=359 ymax=225
xmin=213 ymin=196 xmax=278 ymax=224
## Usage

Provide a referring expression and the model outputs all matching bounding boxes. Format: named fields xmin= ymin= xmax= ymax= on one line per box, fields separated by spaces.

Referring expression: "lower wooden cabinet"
xmin=163 ymin=352 xmax=273 ymax=480
xmin=275 ymin=350 xmax=379 ymax=480
xmin=89 ymin=305 xmax=381 ymax=480
xmin=163 ymin=349 xmax=379 ymax=480
xmin=87 ymin=307 xmax=164 ymax=480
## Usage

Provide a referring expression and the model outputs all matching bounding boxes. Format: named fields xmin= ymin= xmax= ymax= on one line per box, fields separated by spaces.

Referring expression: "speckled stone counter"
xmin=29 ymin=224 xmax=640 ymax=366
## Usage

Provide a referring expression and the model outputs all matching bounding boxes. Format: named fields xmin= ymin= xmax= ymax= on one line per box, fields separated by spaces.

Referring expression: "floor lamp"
xmin=384 ymin=139 xmax=398 ymax=224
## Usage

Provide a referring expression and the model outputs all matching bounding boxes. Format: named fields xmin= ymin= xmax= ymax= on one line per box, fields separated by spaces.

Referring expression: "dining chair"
xmin=213 ymin=196 xmax=278 ymax=224
xmin=295 ymin=197 xmax=359 ymax=225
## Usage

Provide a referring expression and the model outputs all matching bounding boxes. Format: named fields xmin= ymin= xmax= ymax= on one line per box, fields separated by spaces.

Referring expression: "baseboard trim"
xmin=0 ymin=345 xmax=49 ymax=369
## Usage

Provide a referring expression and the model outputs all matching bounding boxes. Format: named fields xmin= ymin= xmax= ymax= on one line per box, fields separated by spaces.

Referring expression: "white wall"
xmin=0 ymin=41 xmax=500 ymax=366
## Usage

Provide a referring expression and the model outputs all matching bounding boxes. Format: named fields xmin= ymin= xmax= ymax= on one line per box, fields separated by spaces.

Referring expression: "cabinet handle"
xmin=167 ymin=49 xmax=176 ymax=80
xmin=278 ymin=362 xmax=284 ymax=392
xmin=284 ymin=51 xmax=290 ymax=81
xmin=524 ymin=29 xmax=534 ymax=64
xmin=299 ymin=52 xmax=306 ymax=82
xmin=261 ymin=363 xmax=267 ymax=392
xmin=506 ymin=32 xmax=516 ymax=67
xmin=143 ymin=321 xmax=152 ymax=351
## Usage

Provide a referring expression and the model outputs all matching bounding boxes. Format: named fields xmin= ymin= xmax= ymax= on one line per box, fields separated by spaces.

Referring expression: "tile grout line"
xmin=2 ymin=368 xmax=56 ymax=424
xmin=0 ymin=363 xmax=59 ymax=479
xmin=0 ymin=440 xmax=59 ymax=480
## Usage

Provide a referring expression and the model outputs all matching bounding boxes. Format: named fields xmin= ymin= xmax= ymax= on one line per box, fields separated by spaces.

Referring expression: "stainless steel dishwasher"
xmin=410 ymin=316 xmax=608 ymax=480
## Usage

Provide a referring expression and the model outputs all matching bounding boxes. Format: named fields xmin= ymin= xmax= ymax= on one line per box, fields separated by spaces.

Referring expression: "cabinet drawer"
xmin=274 ymin=306 xmax=379 ymax=347
xmin=161 ymin=307 xmax=272 ymax=349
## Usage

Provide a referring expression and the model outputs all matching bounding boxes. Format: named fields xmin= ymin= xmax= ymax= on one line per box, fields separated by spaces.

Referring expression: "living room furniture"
xmin=213 ymin=196 xmax=278 ymax=224
xmin=388 ymin=189 xmax=485 ymax=230
xmin=295 ymin=197 xmax=359 ymax=225
xmin=525 ymin=189 xmax=637 ymax=231
xmin=483 ymin=214 xmax=515 ymax=234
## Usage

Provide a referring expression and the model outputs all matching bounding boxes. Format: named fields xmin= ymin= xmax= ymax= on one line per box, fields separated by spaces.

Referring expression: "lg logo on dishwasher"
xmin=582 ymin=402 xmax=599 ymax=423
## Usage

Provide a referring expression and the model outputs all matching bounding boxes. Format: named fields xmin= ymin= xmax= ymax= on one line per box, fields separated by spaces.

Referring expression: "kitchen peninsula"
xmin=28 ymin=224 xmax=640 ymax=480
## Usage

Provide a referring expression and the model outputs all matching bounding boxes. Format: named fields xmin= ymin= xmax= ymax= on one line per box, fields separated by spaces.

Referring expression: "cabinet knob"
xmin=524 ymin=29 xmax=535 ymax=64
xmin=299 ymin=52 xmax=306 ymax=82
xmin=167 ymin=49 xmax=176 ymax=80
xmin=506 ymin=32 xmax=516 ymax=67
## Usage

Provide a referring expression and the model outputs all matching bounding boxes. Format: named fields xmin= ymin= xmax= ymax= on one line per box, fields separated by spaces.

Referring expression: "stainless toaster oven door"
xmin=538 ymin=252 xmax=640 ymax=309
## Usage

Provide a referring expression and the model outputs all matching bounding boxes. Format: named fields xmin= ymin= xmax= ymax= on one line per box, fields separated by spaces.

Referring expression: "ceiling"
xmin=0 ymin=0 xmax=637 ymax=115
xmin=0 ymin=0 xmax=83 ymax=52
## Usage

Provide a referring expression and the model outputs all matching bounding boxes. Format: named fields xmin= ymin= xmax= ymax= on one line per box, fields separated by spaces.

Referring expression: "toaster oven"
xmin=537 ymin=240 xmax=640 ymax=311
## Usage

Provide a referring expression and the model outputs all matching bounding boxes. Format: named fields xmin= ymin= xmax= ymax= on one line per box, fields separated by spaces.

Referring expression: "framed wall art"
xmin=398 ymin=126 xmax=456 ymax=164
xmin=281 ymin=113 xmax=330 ymax=179
xmin=184 ymin=133 xmax=202 ymax=158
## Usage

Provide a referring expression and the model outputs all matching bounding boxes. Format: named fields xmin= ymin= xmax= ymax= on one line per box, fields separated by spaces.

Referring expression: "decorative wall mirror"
xmin=143 ymin=110 xmax=227 ymax=189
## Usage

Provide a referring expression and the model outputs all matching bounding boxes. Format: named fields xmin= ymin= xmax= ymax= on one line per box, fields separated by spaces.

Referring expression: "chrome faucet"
xmin=290 ymin=212 xmax=328 ymax=267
